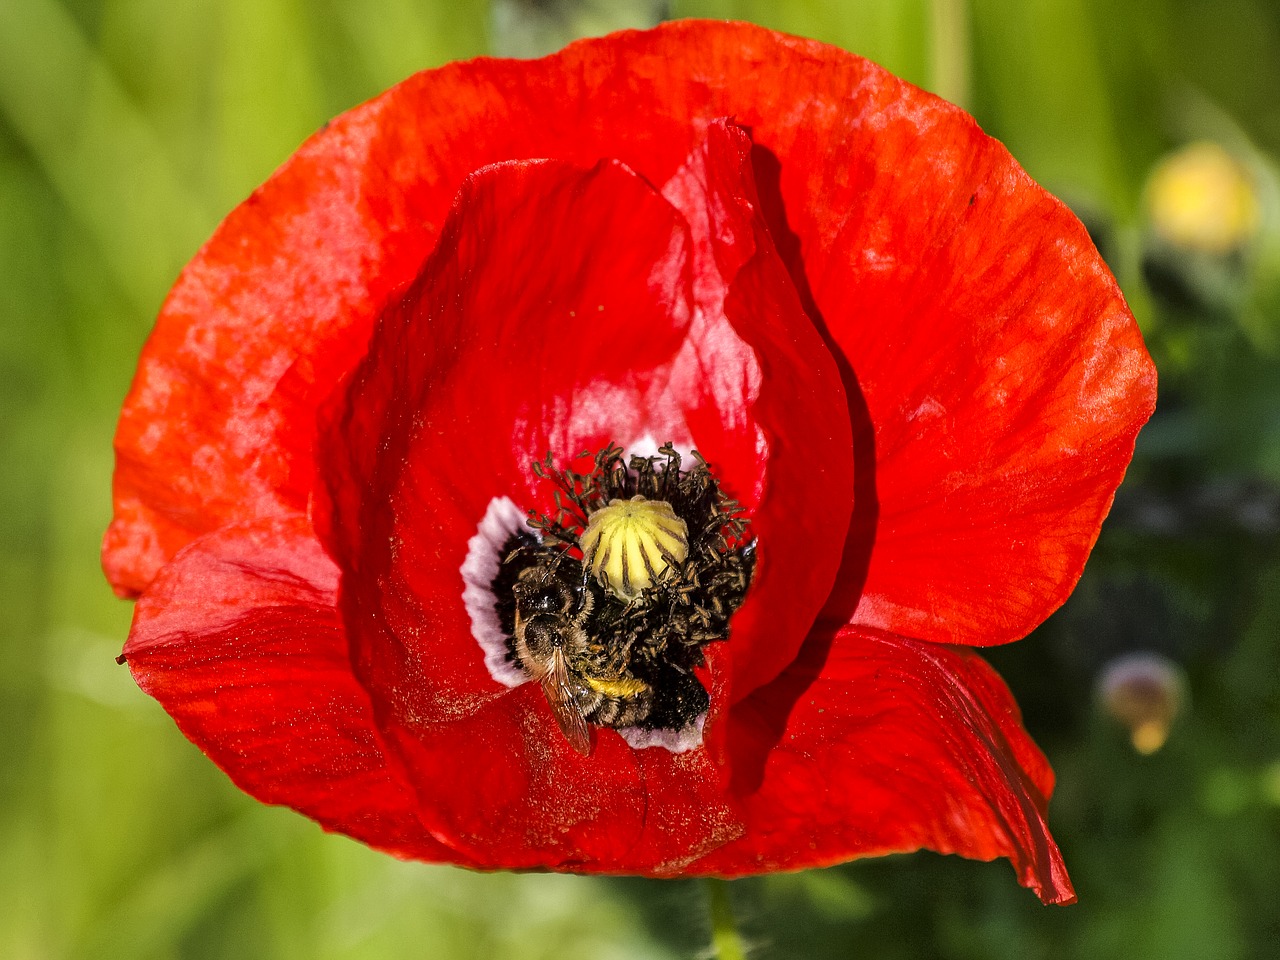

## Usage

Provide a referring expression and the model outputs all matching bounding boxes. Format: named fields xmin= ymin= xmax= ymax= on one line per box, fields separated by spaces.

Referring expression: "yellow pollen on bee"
xmin=582 ymin=676 xmax=651 ymax=698
xmin=579 ymin=496 xmax=689 ymax=600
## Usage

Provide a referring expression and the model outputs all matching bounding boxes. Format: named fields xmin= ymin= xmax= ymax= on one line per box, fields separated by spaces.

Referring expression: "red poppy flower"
xmin=105 ymin=21 xmax=1156 ymax=904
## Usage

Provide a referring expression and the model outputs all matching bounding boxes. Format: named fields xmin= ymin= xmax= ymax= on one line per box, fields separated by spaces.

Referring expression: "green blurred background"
xmin=2 ymin=0 xmax=1279 ymax=957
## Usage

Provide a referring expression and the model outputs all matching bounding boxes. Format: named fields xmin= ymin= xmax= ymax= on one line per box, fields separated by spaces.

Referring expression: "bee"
xmin=511 ymin=561 xmax=655 ymax=756
xmin=511 ymin=563 xmax=594 ymax=755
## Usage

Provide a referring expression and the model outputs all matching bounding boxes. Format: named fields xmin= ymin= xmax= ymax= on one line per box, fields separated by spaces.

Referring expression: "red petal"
xmin=795 ymin=111 xmax=1157 ymax=645
xmin=378 ymin=693 xmax=745 ymax=874
xmin=102 ymin=127 xmax=412 ymax=596
xmin=659 ymin=119 xmax=853 ymax=698
xmin=122 ymin=516 xmax=458 ymax=862
xmin=691 ymin=626 xmax=1075 ymax=905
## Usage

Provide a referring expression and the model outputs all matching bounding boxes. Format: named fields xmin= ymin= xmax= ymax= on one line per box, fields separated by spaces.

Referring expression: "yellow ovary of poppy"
xmin=579 ymin=496 xmax=689 ymax=600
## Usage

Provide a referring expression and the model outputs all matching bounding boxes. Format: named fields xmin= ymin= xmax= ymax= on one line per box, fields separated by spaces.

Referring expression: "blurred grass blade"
xmin=969 ymin=0 xmax=1125 ymax=211
xmin=213 ymin=0 xmax=327 ymax=208
xmin=0 ymin=0 xmax=215 ymax=311
xmin=336 ymin=0 xmax=489 ymax=84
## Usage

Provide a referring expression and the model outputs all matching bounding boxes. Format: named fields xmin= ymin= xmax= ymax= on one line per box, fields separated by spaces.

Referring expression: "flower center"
xmin=489 ymin=443 xmax=755 ymax=754
xmin=580 ymin=497 xmax=689 ymax=600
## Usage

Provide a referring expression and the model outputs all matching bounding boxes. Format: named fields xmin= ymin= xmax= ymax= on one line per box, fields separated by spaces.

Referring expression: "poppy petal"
xmin=121 ymin=515 xmax=457 ymax=862
xmin=789 ymin=106 xmax=1157 ymax=645
xmin=691 ymin=626 xmax=1075 ymax=905
xmin=101 ymin=131 xmax=410 ymax=597
xmin=660 ymin=118 xmax=853 ymax=699
xmin=377 ymin=690 xmax=745 ymax=874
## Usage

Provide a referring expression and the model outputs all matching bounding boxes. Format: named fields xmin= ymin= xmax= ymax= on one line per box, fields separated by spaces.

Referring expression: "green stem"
xmin=705 ymin=878 xmax=748 ymax=960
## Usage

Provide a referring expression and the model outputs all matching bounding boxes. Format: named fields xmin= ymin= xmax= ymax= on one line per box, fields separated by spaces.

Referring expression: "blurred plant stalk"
xmin=491 ymin=0 xmax=667 ymax=58
xmin=929 ymin=0 xmax=970 ymax=110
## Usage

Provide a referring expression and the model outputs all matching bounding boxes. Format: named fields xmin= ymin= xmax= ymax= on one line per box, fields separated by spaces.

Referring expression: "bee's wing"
xmin=540 ymin=649 xmax=592 ymax=757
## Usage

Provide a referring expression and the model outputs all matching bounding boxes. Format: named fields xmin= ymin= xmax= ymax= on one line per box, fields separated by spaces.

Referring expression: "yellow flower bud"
xmin=1146 ymin=141 xmax=1260 ymax=255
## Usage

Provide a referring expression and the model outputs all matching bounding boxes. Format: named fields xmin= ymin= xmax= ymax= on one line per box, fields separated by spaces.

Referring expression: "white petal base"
xmin=461 ymin=496 xmax=532 ymax=688
xmin=619 ymin=712 xmax=706 ymax=753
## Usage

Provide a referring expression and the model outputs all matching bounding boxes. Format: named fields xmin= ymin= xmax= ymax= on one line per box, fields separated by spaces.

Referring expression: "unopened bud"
xmin=1145 ymin=141 xmax=1260 ymax=255
xmin=1098 ymin=652 xmax=1186 ymax=755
